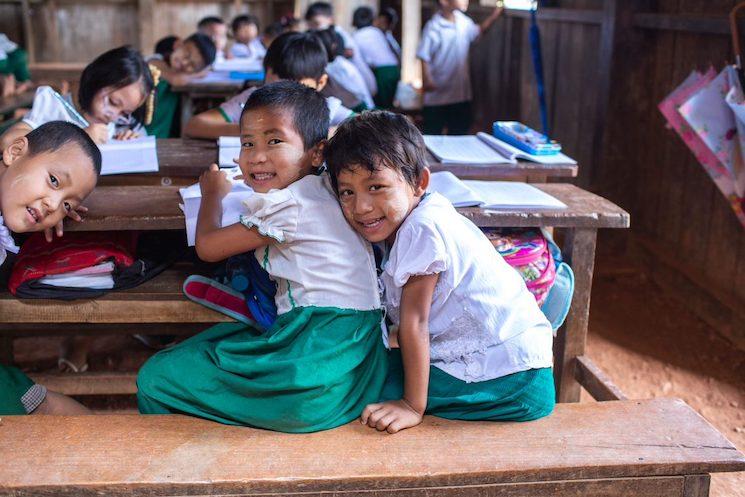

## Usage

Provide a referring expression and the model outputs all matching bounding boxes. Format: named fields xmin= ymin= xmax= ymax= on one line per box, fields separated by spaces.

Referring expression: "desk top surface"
xmin=0 ymin=91 xmax=35 ymax=115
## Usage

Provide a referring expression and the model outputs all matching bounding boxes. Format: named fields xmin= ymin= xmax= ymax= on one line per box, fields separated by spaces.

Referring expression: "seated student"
xmin=375 ymin=7 xmax=401 ymax=60
xmin=185 ymin=32 xmax=353 ymax=140
xmin=0 ymin=121 xmax=103 ymax=415
xmin=0 ymin=46 xmax=156 ymax=150
xmin=197 ymin=16 xmax=228 ymax=61
xmin=229 ymin=15 xmax=263 ymax=62
xmin=325 ymin=111 xmax=555 ymax=434
xmin=0 ymin=33 xmax=32 ymax=97
xmin=352 ymin=7 xmax=400 ymax=109
xmin=262 ymin=21 xmax=284 ymax=48
xmin=137 ymin=81 xmax=387 ymax=432
xmin=146 ymin=33 xmax=216 ymax=138
xmin=313 ymin=27 xmax=374 ymax=112
xmin=153 ymin=35 xmax=179 ymax=65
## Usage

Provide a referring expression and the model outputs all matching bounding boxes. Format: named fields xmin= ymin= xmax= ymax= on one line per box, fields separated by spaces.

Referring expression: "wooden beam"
xmin=504 ymin=8 xmax=603 ymax=25
xmin=574 ymin=355 xmax=627 ymax=401
xmin=401 ymin=0 xmax=421 ymax=85
xmin=28 ymin=372 xmax=137 ymax=395
xmin=19 ymin=0 xmax=35 ymax=65
xmin=633 ymin=13 xmax=730 ymax=35
xmin=137 ymin=0 xmax=156 ymax=55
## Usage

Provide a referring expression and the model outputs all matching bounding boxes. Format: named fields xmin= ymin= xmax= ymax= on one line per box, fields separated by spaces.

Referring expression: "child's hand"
xmin=43 ymin=205 xmax=88 ymax=242
xmin=114 ymin=129 xmax=140 ymax=140
xmin=85 ymin=123 xmax=109 ymax=144
xmin=360 ymin=400 xmax=423 ymax=434
xmin=199 ymin=163 xmax=231 ymax=199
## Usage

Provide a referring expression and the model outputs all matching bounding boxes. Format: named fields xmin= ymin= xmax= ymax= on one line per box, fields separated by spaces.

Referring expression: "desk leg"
xmin=555 ymin=227 xmax=597 ymax=403
xmin=180 ymin=93 xmax=194 ymax=137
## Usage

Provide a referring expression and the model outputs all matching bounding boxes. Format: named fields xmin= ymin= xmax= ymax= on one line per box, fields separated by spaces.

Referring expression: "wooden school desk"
xmin=0 ymin=90 xmax=35 ymax=117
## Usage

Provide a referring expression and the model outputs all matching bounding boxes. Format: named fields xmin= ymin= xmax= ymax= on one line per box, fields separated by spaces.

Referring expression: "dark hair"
xmin=232 ymin=14 xmax=259 ymax=34
xmin=240 ymin=80 xmax=329 ymax=151
xmin=78 ymin=46 xmax=154 ymax=126
xmin=185 ymin=33 xmax=217 ymax=67
xmin=264 ymin=32 xmax=327 ymax=80
xmin=154 ymin=35 xmax=178 ymax=63
xmin=353 ymin=6 xmax=374 ymax=29
xmin=379 ymin=7 xmax=399 ymax=27
xmin=305 ymin=2 xmax=333 ymax=20
xmin=198 ymin=16 xmax=224 ymax=29
xmin=325 ymin=111 xmax=427 ymax=193
xmin=311 ymin=27 xmax=343 ymax=62
xmin=26 ymin=121 xmax=102 ymax=175
xmin=264 ymin=21 xmax=284 ymax=38
xmin=280 ymin=15 xmax=300 ymax=31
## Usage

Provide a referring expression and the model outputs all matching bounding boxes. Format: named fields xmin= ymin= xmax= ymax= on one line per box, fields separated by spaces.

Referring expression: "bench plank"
xmin=0 ymin=399 xmax=742 ymax=496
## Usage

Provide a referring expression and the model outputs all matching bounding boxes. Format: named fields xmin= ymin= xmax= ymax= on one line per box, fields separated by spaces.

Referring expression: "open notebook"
xmin=428 ymin=171 xmax=567 ymax=210
xmin=99 ymin=135 xmax=159 ymax=175
xmin=218 ymin=136 xmax=241 ymax=167
xmin=424 ymin=132 xmax=577 ymax=165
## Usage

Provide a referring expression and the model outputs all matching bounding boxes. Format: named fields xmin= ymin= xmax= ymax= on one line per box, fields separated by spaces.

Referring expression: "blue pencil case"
xmin=229 ymin=71 xmax=265 ymax=81
xmin=492 ymin=121 xmax=562 ymax=156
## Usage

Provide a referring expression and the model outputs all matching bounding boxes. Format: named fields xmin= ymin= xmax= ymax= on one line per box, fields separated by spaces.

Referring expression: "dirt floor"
xmin=12 ymin=233 xmax=745 ymax=495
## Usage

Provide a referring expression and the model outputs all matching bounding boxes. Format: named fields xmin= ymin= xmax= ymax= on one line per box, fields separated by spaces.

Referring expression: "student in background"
xmin=304 ymin=1 xmax=377 ymax=98
xmin=147 ymin=33 xmax=216 ymax=138
xmin=417 ymin=0 xmax=502 ymax=135
xmin=198 ymin=16 xmax=228 ymax=61
xmin=262 ymin=21 xmax=284 ymax=49
xmin=375 ymin=7 xmax=401 ymax=60
xmin=153 ymin=35 xmax=179 ymax=65
xmin=229 ymin=15 xmax=263 ymax=62
xmin=0 ymin=34 xmax=32 ymax=97
xmin=185 ymin=32 xmax=353 ymax=139
xmin=313 ymin=27 xmax=374 ymax=112
xmin=352 ymin=7 xmax=399 ymax=109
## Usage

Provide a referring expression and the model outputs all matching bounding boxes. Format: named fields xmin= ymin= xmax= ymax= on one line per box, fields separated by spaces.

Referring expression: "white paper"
xmin=40 ymin=262 xmax=115 ymax=279
xmin=463 ymin=180 xmax=567 ymax=210
xmin=218 ymin=136 xmax=241 ymax=167
xmin=424 ymin=135 xmax=514 ymax=164
xmin=427 ymin=171 xmax=481 ymax=207
xmin=99 ymin=136 xmax=159 ymax=175
xmin=477 ymin=132 xmax=578 ymax=165
xmin=213 ymin=59 xmax=264 ymax=73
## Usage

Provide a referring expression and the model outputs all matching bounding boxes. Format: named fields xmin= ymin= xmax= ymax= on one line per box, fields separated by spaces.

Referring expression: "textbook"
xmin=424 ymin=132 xmax=577 ymax=165
xmin=428 ymin=171 xmax=567 ymax=210
xmin=99 ymin=135 xmax=159 ymax=175
xmin=218 ymin=136 xmax=241 ymax=167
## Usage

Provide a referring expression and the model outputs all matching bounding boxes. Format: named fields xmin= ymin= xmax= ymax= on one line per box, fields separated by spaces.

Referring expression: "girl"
xmin=136 ymin=81 xmax=387 ymax=432
xmin=352 ymin=7 xmax=400 ymax=109
xmin=325 ymin=111 xmax=556 ymax=434
xmin=0 ymin=46 xmax=156 ymax=149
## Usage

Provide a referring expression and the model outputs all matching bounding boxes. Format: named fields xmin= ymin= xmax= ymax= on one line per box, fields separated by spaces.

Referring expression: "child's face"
xmin=336 ymin=165 xmax=428 ymax=244
xmin=238 ymin=107 xmax=320 ymax=193
xmin=88 ymin=81 xmax=148 ymax=124
xmin=440 ymin=0 xmax=469 ymax=11
xmin=307 ymin=15 xmax=333 ymax=30
xmin=207 ymin=23 xmax=228 ymax=51
xmin=170 ymin=41 xmax=208 ymax=73
xmin=0 ymin=140 xmax=97 ymax=233
xmin=235 ymin=23 xmax=258 ymax=44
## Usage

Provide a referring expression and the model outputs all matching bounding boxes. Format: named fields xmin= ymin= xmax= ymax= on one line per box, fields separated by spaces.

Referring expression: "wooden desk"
xmin=0 ymin=91 xmax=34 ymax=117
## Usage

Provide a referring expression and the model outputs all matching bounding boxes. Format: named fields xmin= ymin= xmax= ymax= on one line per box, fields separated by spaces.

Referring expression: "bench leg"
xmin=555 ymin=227 xmax=597 ymax=403
xmin=684 ymin=475 xmax=710 ymax=497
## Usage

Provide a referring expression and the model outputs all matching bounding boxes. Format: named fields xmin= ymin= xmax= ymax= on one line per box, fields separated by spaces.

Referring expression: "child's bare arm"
xmin=479 ymin=5 xmax=504 ymax=35
xmin=420 ymin=60 xmax=436 ymax=92
xmin=185 ymin=109 xmax=240 ymax=139
xmin=360 ymin=273 xmax=439 ymax=434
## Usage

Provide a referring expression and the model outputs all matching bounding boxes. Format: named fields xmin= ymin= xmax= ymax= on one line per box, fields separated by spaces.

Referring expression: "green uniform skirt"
xmin=0 ymin=365 xmax=35 ymax=415
xmin=145 ymin=80 xmax=179 ymax=138
xmin=0 ymin=49 xmax=31 ymax=82
xmin=137 ymin=306 xmax=388 ymax=432
xmin=372 ymin=65 xmax=400 ymax=110
xmin=380 ymin=349 xmax=555 ymax=422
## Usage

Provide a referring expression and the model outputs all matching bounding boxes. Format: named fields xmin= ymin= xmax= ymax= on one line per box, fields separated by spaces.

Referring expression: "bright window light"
xmin=482 ymin=0 xmax=538 ymax=10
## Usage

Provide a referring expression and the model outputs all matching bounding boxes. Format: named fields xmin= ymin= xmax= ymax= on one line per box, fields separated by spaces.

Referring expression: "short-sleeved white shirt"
xmin=0 ymin=215 xmax=19 ymax=268
xmin=416 ymin=10 xmax=480 ymax=106
xmin=239 ymin=174 xmax=380 ymax=315
xmin=230 ymin=38 xmax=266 ymax=62
xmin=335 ymin=25 xmax=377 ymax=96
xmin=382 ymin=193 xmax=554 ymax=383
xmin=352 ymin=26 xmax=398 ymax=68
xmin=324 ymin=56 xmax=375 ymax=110
xmin=219 ymin=86 xmax=353 ymax=127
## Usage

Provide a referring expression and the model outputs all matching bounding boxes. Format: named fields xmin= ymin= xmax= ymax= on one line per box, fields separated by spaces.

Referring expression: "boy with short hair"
xmin=418 ymin=0 xmax=502 ymax=134
xmin=230 ymin=15 xmax=263 ymax=62
xmin=198 ymin=16 xmax=228 ymax=61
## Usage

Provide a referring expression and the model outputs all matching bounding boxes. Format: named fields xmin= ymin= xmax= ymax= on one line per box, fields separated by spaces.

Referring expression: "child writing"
xmin=185 ymin=32 xmax=353 ymax=139
xmin=325 ymin=111 xmax=555 ymax=434
xmin=352 ymin=6 xmax=400 ymax=109
xmin=0 ymin=46 xmax=156 ymax=149
xmin=137 ymin=81 xmax=387 ymax=432
xmin=0 ymin=120 xmax=102 ymax=415
xmin=418 ymin=0 xmax=502 ymax=134
xmin=229 ymin=15 xmax=263 ymax=61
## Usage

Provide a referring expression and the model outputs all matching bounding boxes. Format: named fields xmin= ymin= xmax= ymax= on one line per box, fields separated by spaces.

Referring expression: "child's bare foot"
xmin=58 ymin=336 xmax=91 ymax=373
xmin=32 ymin=391 xmax=90 ymax=415
xmin=1 ymin=75 xmax=15 ymax=97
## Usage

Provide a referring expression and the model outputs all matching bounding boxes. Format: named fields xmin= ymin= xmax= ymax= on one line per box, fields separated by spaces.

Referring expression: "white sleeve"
xmin=385 ymin=222 xmax=449 ymax=288
xmin=240 ymin=188 xmax=299 ymax=243
xmin=416 ymin=24 xmax=436 ymax=62
xmin=467 ymin=17 xmax=480 ymax=42
xmin=219 ymin=87 xmax=255 ymax=123
xmin=21 ymin=86 xmax=77 ymax=130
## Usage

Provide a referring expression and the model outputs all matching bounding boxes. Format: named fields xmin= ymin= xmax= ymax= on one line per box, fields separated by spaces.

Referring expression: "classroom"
xmin=0 ymin=0 xmax=744 ymax=495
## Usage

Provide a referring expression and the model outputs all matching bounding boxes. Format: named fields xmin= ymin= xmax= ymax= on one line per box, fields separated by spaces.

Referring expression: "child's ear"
xmin=316 ymin=74 xmax=329 ymax=91
xmin=415 ymin=167 xmax=430 ymax=196
xmin=310 ymin=140 xmax=327 ymax=168
xmin=2 ymin=136 xmax=29 ymax=167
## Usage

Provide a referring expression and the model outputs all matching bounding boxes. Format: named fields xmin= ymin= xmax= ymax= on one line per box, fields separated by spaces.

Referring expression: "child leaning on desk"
xmin=137 ymin=81 xmax=387 ymax=432
xmin=324 ymin=111 xmax=555 ymax=434
xmin=0 ymin=121 xmax=102 ymax=415
xmin=0 ymin=46 xmax=156 ymax=150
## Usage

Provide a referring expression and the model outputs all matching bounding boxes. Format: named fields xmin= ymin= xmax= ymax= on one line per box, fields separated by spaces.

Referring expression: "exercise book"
xmin=218 ymin=136 xmax=241 ymax=167
xmin=99 ymin=135 xmax=159 ymax=175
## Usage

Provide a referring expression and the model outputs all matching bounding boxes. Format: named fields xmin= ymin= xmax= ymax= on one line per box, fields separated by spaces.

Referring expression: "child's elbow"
xmin=195 ymin=240 xmax=222 ymax=263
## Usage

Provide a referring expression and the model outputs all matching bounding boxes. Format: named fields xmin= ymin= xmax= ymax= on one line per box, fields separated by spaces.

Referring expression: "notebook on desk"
xmin=218 ymin=136 xmax=241 ymax=167
xmin=99 ymin=135 xmax=159 ymax=175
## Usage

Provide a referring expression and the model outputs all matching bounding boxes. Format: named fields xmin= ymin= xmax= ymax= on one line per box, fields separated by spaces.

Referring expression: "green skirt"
xmin=0 ymin=365 xmax=35 ymax=415
xmin=137 ymin=306 xmax=388 ymax=432
xmin=145 ymin=80 xmax=179 ymax=138
xmin=0 ymin=49 xmax=31 ymax=82
xmin=373 ymin=65 xmax=400 ymax=110
xmin=380 ymin=349 xmax=555 ymax=422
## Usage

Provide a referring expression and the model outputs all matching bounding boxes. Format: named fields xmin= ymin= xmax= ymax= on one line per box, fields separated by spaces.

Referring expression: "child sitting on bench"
xmin=325 ymin=111 xmax=556 ymax=434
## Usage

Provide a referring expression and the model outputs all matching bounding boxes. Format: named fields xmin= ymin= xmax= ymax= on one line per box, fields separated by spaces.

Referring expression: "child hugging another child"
xmin=0 ymin=121 xmax=102 ymax=415
xmin=325 ymin=111 xmax=555 ymax=434
xmin=137 ymin=81 xmax=387 ymax=432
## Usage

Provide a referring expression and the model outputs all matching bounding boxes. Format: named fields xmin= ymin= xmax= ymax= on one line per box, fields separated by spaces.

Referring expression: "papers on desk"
xmin=99 ymin=136 xmax=159 ymax=175
xmin=218 ymin=136 xmax=241 ymax=167
xmin=424 ymin=132 xmax=577 ymax=165
xmin=179 ymin=167 xmax=254 ymax=246
xmin=213 ymin=59 xmax=264 ymax=73
xmin=429 ymin=171 xmax=566 ymax=210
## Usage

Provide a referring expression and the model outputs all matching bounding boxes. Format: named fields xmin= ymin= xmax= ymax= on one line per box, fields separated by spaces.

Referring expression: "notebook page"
xmin=218 ymin=136 xmax=241 ymax=167
xmin=423 ymin=135 xmax=514 ymax=164
xmin=99 ymin=136 xmax=159 ymax=175
xmin=428 ymin=171 xmax=483 ymax=207
xmin=462 ymin=180 xmax=567 ymax=210
xmin=477 ymin=132 xmax=577 ymax=165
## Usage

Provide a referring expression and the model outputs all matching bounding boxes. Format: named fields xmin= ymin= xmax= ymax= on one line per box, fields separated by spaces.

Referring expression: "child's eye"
xmin=369 ymin=184 xmax=384 ymax=192
xmin=49 ymin=174 xmax=59 ymax=188
xmin=339 ymin=189 xmax=353 ymax=198
xmin=241 ymin=141 xmax=253 ymax=148
xmin=268 ymin=138 xmax=282 ymax=145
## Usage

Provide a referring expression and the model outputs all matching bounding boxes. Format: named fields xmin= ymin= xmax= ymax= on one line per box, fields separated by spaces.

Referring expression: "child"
xmin=0 ymin=46 xmax=156 ymax=149
xmin=325 ymin=111 xmax=555 ymax=434
xmin=0 ymin=33 xmax=32 ymax=97
xmin=375 ymin=8 xmax=401 ymax=60
xmin=185 ymin=32 xmax=353 ymax=139
xmin=229 ymin=15 xmax=263 ymax=62
xmin=153 ymin=35 xmax=179 ymax=65
xmin=313 ymin=27 xmax=374 ymax=112
xmin=0 ymin=120 xmax=102 ymax=415
xmin=352 ymin=7 xmax=400 ymax=109
xmin=146 ymin=33 xmax=216 ymax=138
xmin=197 ymin=16 xmax=228 ymax=61
xmin=418 ymin=0 xmax=502 ymax=134
xmin=137 ymin=81 xmax=387 ymax=432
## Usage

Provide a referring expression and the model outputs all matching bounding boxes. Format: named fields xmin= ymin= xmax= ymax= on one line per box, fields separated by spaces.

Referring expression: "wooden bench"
xmin=0 ymin=398 xmax=742 ymax=496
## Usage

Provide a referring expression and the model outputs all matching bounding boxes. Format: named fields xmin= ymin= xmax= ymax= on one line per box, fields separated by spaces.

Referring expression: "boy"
xmin=0 ymin=121 xmax=102 ymax=415
xmin=147 ymin=33 xmax=217 ymax=138
xmin=352 ymin=7 xmax=400 ymax=109
xmin=418 ymin=0 xmax=502 ymax=134
xmin=197 ymin=16 xmax=228 ymax=61
xmin=185 ymin=32 xmax=353 ymax=139
xmin=375 ymin=8 xmax=401 ymax=59
xmin=229 ymin=15 xmax=263 ymax=61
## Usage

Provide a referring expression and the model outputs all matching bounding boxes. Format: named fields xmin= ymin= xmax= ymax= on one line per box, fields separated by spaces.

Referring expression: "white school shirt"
xmin=0 ymin=215 xmax=20 ymax=267
xmin=381 ymin=193 xmax=554 ymax=383
xmin=335 ymin=25 xmax=377 ymax=96
xmin=219 ymin=86 xmax=353 ymax=127
xmin=352 ymin=26 xmax=399 ymax=68
xmin=324 ymin=56 xmax=375 ymax=110
xmin=230 ymin=38 xmax=266 ymax=62
xmin=416 ymin=10 xmax=480 ymax=106
xmin=239 ymin=174 xmax=380 ymax=314
xmin=0 ymin=34 xmax=18 ymax=60
xmin=385 ymin=31 xmax=401 ymax=59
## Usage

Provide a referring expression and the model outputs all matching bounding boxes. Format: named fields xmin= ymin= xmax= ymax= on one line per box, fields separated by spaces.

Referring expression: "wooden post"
xmin=20 ymin=0 xmax=35 ymax=65
xmin=401 ymin=0 xmax=421 ymax=85
xmin=138 ymin=0 xmax=156 ymax=55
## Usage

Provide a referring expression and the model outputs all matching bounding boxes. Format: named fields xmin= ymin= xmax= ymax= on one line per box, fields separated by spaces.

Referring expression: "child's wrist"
xmin=401 ymin=397 xmax=425 ymax=416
